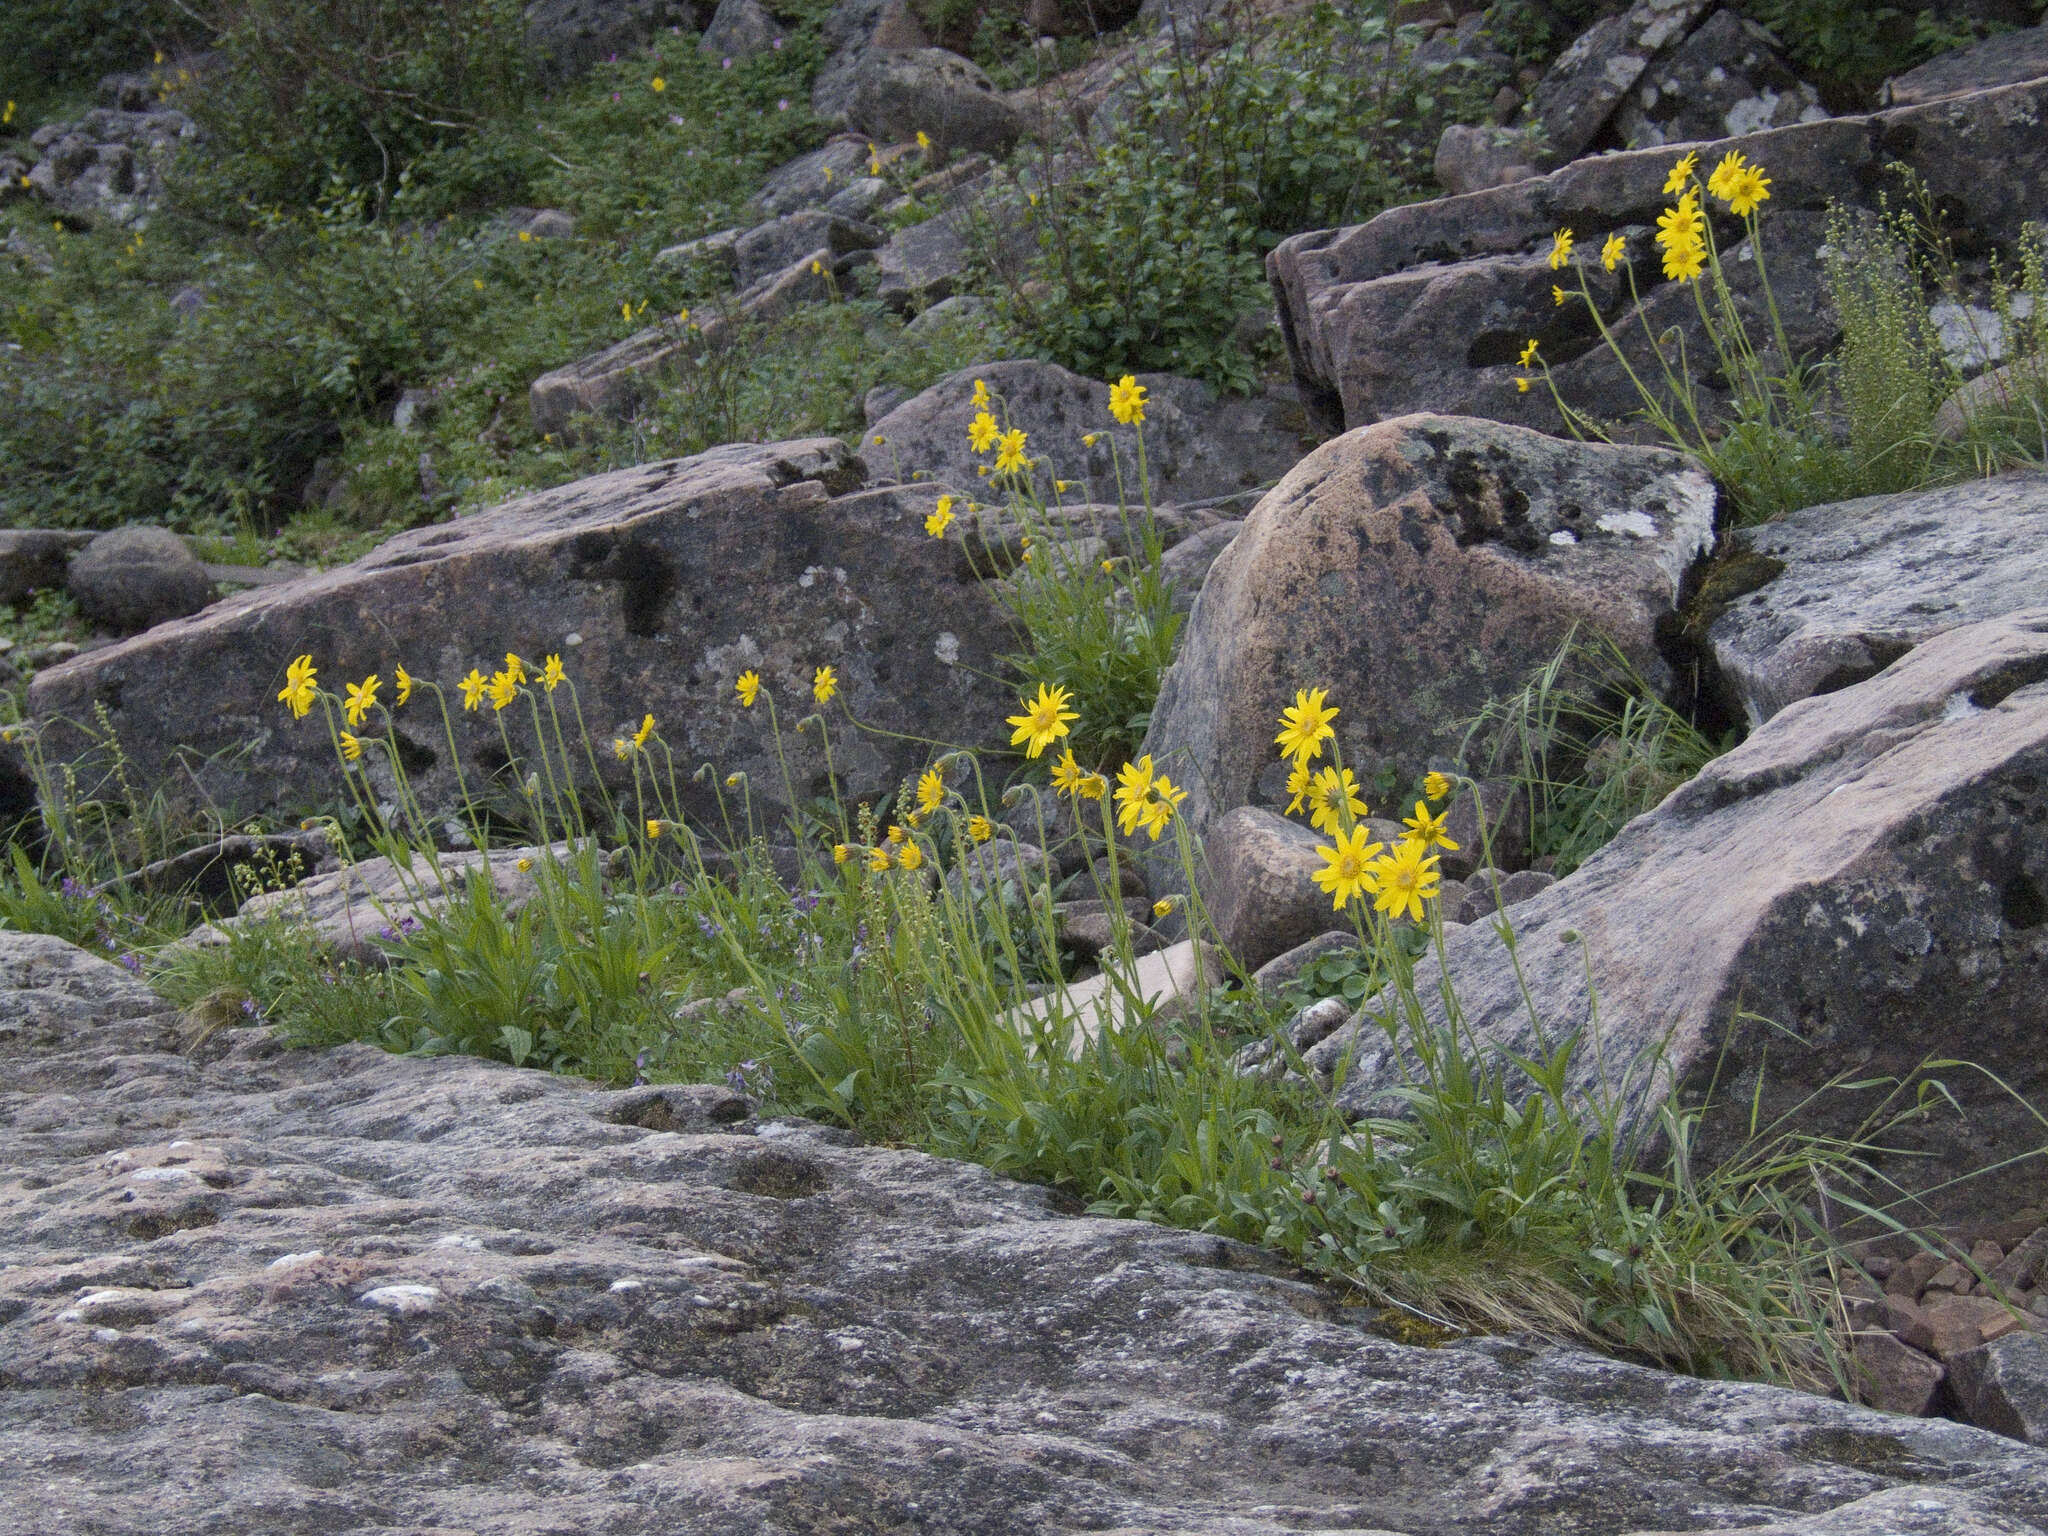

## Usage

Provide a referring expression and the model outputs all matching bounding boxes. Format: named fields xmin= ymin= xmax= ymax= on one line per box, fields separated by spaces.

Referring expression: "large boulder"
xmin=28 ymin=440 xmax=1015 ymax=829
xmin=522 ymin=0 xmax=692 ymax=81
xmin=730 ymin=208 xmax=885 ymax=288
xmin=1519 ymin=0 xmax=1715 ymax=168
xmin=697 ymin=0 xmax=780 ymax=60
xmin=1704 ymin=470 xmax=2048 ymax=727
xmin=0 ymin=530 xmax=93 ymax=606
xmin=1610 ymin=7 xmax=1827 ymax=147
xmin=66 ymin=526 xmax=216 ymax=634
xmin=1140 ymin=413 xmax=1717 ymax=846
xmin=867 ymin=360 xmax=1306 ymax=506
xmin=847 ymin=47 xmax=1024 ymax=158
xmin=7 ymin=929 xmax=2048 ymax=1528
xmin=1885 ymin=16 xmax=2048 ymax=106
xmin=812 ymin=0 xmax=928 ymax=124
xmin=1309 ymin=610 xmax=2048 ymax=1228
xmin=23 ymin=104 xmax=197 ymax=229
xmin=1273 ymin=75 xmax=2048 ymax=438
xmin=1198 ymin=806 xmax=1338 ymax=972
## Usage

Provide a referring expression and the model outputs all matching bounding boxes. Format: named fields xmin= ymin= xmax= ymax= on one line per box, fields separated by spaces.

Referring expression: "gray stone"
xmin=847 ymin=48 xmax=1024 ymax=158
xmin=1140 ymin=414 xmax=1715 ymax=848
xmin=1612 ymin=8 xmax=1827 ymax=149
xmin=946 ymin=835 xmax=1053 ymax=903
xmin=823 ymin=174 xmax=890 ymax=219
xmin=30 ymin=440 xmax=1016 ymax=831
xmin=7 ymin=927 xmax=2048 ymax=1530
xmin=1198 ymin=806 xmax=1344 ymax=972
xmin=1313 ymin=610 xmax=2048 ymax=1230
xmin=1439 ymin=778 xmax=1531 ymax=881
xmin=1250 ymin=929 xmax=1360 ymax=997
xmin=873 ymin=210 xmax=974 ymax=312
xmin=523 ymin=0 xmax=692 ymax=81
xmin=1521 ymin=0 xmax=1714 ymax=167
xmin=66 ymin=526 xmax=215 ymax=634
xmin=1434 ymin=122 xmax=1539 ymax=196
xmin=1934 ymin=355 xmax=2048 ymax=440
xmin=1706 ymin=471 xmax=2048 ymax=727
xmin=652 ymin=226 xmax=738 ymax=280
xmin=1886 ymin=18 xmax=2048 ymax=106
xmin=23 ymin=103 xmax=196 ymax=227
xmin=1269 ymin=76 xmax=2048 ymax=438
xmin=733 ymin=209 xmax=884 ymax=288
xmin=1951 ymin=1331 xmax=2048 ymax=1445
xmin=698 ymin=0 xmax=780 ymax=61
xmin=0 ymin=530 xmax=94 ymax=606
xmin=1053 ymin=898 xmax=1163 ymax=958
xmin=862 ymin=383 xmax=907 ymax=424
xmin=1156 ymin=519 xmax=1241 ymax=615
xmin=812 ymin=0 xmax=929 ymax=125
xmin=753 ymin=138 xmax=877 ymax=217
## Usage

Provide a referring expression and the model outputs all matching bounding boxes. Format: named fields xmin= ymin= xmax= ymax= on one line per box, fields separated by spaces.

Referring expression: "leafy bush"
xmin=0 ymin=0 xmax=192 ymax=119
xmin=1732 ymin=0 xmax=2004 ymax=108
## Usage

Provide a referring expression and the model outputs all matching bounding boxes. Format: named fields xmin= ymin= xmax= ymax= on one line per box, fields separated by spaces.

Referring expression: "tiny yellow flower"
xmin=725 ymin=772 xmax=742 ymax=787
xmin=1082 ymin=432 xmax=1099 ymax=446
xmin=501 ymin=654 xmax=526 ymax=684
xmin=474 ymin=278 xmax=485 ymax=290
xmin=1401 ymin=800 xmax=1461 ymax=853
xmin=994 ymin=428 xmax=1029 ymax=475
xmin=1109 ymin=374 xmax=1147 ymax=425
xmin=1423 ymin=770 xmax=1452 ymax=801
xmin=813 ymin=666 xmax=838 ymax=704
xmin=1007 ymin=683 xmax=1078 ymax=759
xmin=394 ymin=664 xmax=413 ymax=705
xmin=1601 ymin=233 xmax=1626 ymax=271
xmin=1313 ymin=825 xmax=1384 ymax=911
xmin=925 ymin=494 xmax=955 ymax=537
xmin=1518 ymin=338 xmax=1539 ymax=368
xmin=647 ymin=819 xmax=664 ymax=839
xmin=1663 ymin=150 xmax=1699 ymax=196
xmin=810 ymin=259 xmax=822 ymax=275
xmin=278 ymin=654 xmax=318 ymax=719
xmin=488 ymin=670 xmax=518 ymax=711
xmin=736 ymin=669 xmax=760 ymax=707
xmin=916 ymin=766 xmax=945 ymax=815
xmin=967 ymin=411 xmax=1000 ymax=453
xmin=1285 ymin=757 xmax=1314 ymax=816
xmin=971 ymin=377 xmax=989 ymax=409
xmin=1516 ymin=377 xmax=1532 ymax=393
xmin=1552 ymin=284 xmax=1567 ymax=306
xmin=1050 ymin=747 xmax=1089 ymax=797
xmin=1151 ymin=897 xmax=1175 ymax=918
xmin=917 ymin=130 xmax=932 ymax=152
xmin=517 ymin=857 xmax=533 ymax=872
xmin=873 ymin=433 xmax=886 ymax=445
xmin=343 ymin=674 xmax=381 ymax=727
xmin=868 ymin=845 xmax=892 ymax=872
xmin=542 ymin=654 xmax=566 ymax=692
xmin=886 ymin=824 xmax=905 ymax=844
xmin=966 ymin=814 xmax=993 ymax=842
xmin=1548 ymin=228 xmax=1573 ymax=269
xmin=460 ymin=668 xmax=488 ymax=711
xmin=635 ymin=713 xmax=656 ymax=748
xmin=651 ymin=76 xmax=666 ymax=91
xmin=613 ymin=738 xmax=631 ymax=760
xmin=339 ymin=732 xmax=362 ymax=762
xmin=1274 ymin=687 xmax=1338 ymax=766
xmin=519 ymin=230 xmax=532 ymax=243
xmin=897 ymin=841 xmax=924 ymax=871
xmin=833 ymin=843 xmax=852 ymax=864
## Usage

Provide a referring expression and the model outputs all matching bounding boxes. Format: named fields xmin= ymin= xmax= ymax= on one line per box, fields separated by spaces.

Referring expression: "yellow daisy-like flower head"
xmin=896 ymin=841 xmax=924 ymax=871
xmin=1151 ymin=897 xmax=1175 ymax=918
xmin=1109 ymin=374 xmax=1147 ymax=425
xmin=886 ymin=824 xmax=905 ymax=845
xmin=1312 ymin=824 xmax=1384 ymax=911
xmin=394 ymin=664 xmax=413 ymax=706
xmin=967 ymin=410 xmax=1000 ymax=453
xmin=488 ymin=669 xmax=518 ymax=711
xmin=1423 ymin=770 xmax=1452 ymax=801
xmin=1663 ymin=150 xmax=1699 ymax=196
xmin=916 ymin=766 xmax=945 ymax=815
xmin=634 ymin=713 xmax=656 ymax=748
xmin=1656 ymin=191 xmax=1703 ymax=251
xmin=1516 ymin=376 xmax=1533 ymax=393
xmin=1284 ymin=757 xmax=1314 ymax=816
xmin=1706 ymin=149 xmax=1748 ymax=203
xmin=1401 ymin=799 xmax=1461 ymax=853
xmin=1371 ymin=838 xmax=1442 ymax=923
xmin=1078 ymin=773 xmax=1106 ymax=801
xmin=917 ymin=129 xmax=932 ymax=153
xmin=1050 ymin=747 xmax=1094 ymax=799
xmin=925 ymin=494 xmax=955 ymax=538
xmin=1274 ymin=686 xmax=1338 ymax=766
xmin=1601 ymin=232 xmax=1626 ymax=272
xmin=651 ymin=75 xmax=665 ymax=92
xmin=1306 ymin=765 xmax=1367 ymax=837
xmin=1113 ymin=755 xmax=1156 ymax=836
xmin=612 ymin=737 xmax=630 ymax=760
xmin=812 ymin=666 xmax=838 ymax=705
xmin=1141 ymin=773 xmax=1187 ymax=841
xmin=542 ymin=654 xmax=566 ymax=692
xmin=1727 ymin=164 xmax=1771 ymax=218
xmin=646 ymin=819 xmax=664 ymax=839
xmin=343 ymin=673 xmax=380 ymax=727
xmin=867 ymin=845 xmax=892 ymax=872
xmin=966 ymin=814 xmax=994 ymax=842
xmin=1662 ymin=235 xmax=1706 ymax=283
xmin=1547 ymin=228 xmax=1572 ymax=270
xmin=971 ymin=377 xmax=989 ymax=409
xmin=994 ymin=427 xmax=1029 ymax=475
xmin=736 ymin=669 xmax=760 ymax=707
xmin=278 ymin=654 xmax=318 ymax=719
xmin=1552 ymin=284 xmax=1567 ymax=307
xmin=460 ymin=668 xmax=488 ymax=711
xmin=1007 ymin=682 xmax=1078 ymax=759
xmin=339 ymin=731 xmax=362 ymax=762
xmin=833 ymin=843 xmax=852 ymax=865
xmin=1518 ymin=338 xmax=1540 ymax=368
xmin=503 ymin=653 xmax=527 ymax=685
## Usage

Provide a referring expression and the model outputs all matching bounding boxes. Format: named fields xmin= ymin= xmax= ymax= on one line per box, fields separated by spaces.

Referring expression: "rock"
xmin=1310 ymin=609 xmax=2048 ymax=1229
xmin=1952 ymin=1332 xmax=2048 ymax=1444
xmin=1898 ymin=1295 xmax=2033 ymax=1360
xmin=848 ymin=48 xmax=1024 ymax=158
xmin=523 ymin=0 xmax=693 ymax=81
xmin=95 ymin=831 xmax=330 ymax=914
xmin=862 ymin=383 xmax=907 ymax=424
xmin=823 ymin=174 xmax=890 ymax=218
xmin=867 ymin=360 xmax=1305 ymax=506
xmin=1886 ymin=18 xmax=2048 ymax=106
xmin=0 ymin=529 xmax=94 ymax=606
xmin=652 ymin=226 xmax=738 ymax=280
xmin=873 ymin=209 xmax=975 ymax=312
xmin=1009 ymin=937 xmax=1224 ymax=1046
xmin=1439 ymin=778 xmax=1532 ymax=880
xmin=1198 ymin=807 xmax=1343 ymax=972
xmin=1852 ymin=1330 xmax=1947 ymax=1416
xmin=1290 ymin=994 xmax=1353 ymax=1051
xmin=1053 ymin=898 xmax=1163 ymax=958
xmin=1611 ymin=8 xmax=1827 ymax=149
xmin=1250 ymin=929 xmax=1360 ymax=997
xmin=753 ymin=137 xmax=878 ymax=217
xmin=812 ymin=0 xmax=929 ymax=124
xmin=24 ymin=103 xmax=197 ymax=227
xmin=30 ymin=440 xmax=1016 ymax=830
xmin=1156 ymin=519 xmax=1240 ymax=615
xmin=698 ymin=0 xmax=780 ymax=60
xmin=1269 ymin=76 xmax=2048 ymax=438
xmin=732 ymin=209 xmax=884 ymax=288
xmin=11 ymin=929 xmax=2048 ymax=1528
xmin=66 ymin=527 xmax=216 ymax=634
xmin=946 ymin=835 xmax=1053 ymax=903
xmin=1434 ymin=123 xmax=1539 ymax=196
xmin=1933 ymin=356 xmax=2048 ymax=440
xmin=1705 ymin=471 xmax=2048 ymax=727
xmin=1140 ymin=414 xmax=1716 ymax=847
xmin=1453 ymin=867 xmax=1556 ymax=925
xmin=1520 ymin=0 xmax=1715 ymax=168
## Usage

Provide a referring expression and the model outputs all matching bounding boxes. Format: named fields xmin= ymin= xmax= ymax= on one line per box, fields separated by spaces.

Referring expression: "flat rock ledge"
xmin=5 ymin=930 xmax=2048 ymax=1535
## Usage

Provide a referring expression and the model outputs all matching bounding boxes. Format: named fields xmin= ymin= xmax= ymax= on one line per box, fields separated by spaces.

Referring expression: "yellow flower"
xmin=1423 ymin=770 xmax=1451 ymax=801
xmin=868 ymin=845 xmax=892 ymax=872
xmin=873 ymin=433 xmax=886 ymax=446
xmin=1601 ymin=232 xmax=1626 ymax=271
xmin=503 ymin=653 xmax=527 ymax=685
xmin=277 ymin=654 xmax=318 ymax=719
xmin=542 ymin=654 xmax=566 ymax=692
xmin=925 ymin=494 xmax=955 ymax=537
xmin=1516 ymin=377 xmax=1532 ymax=393
xmin=1553 ymin=284 xmax=1568 ymax=307
xmin=488 ymin=670 xmax=518 ymax=711
xmin=1518 ymin=338 xmax=1540 ymax=367
xmin=1663 ymin=150 xmax=1699 ymax=196
xmin=1082 ymin=432 xmax=1099 ymax=446
xmin=968 ymin=411 xmax=1000 ymax=452
xmin=1401 ymin=800 xmax=1460 ymax=853
xmin=1050 ymin=747 xmax=1090 ymax=797
xmin=1151 ymin=897 xmax=1175 ymax=918
xmin=1548 ymin=228 xmax=1572 ymax=269
xmin=966 ymin=814 xmax=994 ymax=842
xmin=343 ymin=673 xmax=381 ymax=726
xmin=1656 ymin=191 xmax=1703 ymax=251
xmin=1312 ymin=825 xmax=1384 ymax=911
xmin=613 ymin=737 xmax=630 ymax=760
xmin=393 ymin=665 xmax=412 ymax=705
xmin=517 ymin=857 xmax=533 ymax=872
xmin=1140 ymin=773 xmax=1187 ymax=841
xmin=971 ymin=377 xmax=989 ymax=409
xmin=994 ymin=428 xmax=1029 ymax=475
xmin=1113 ymin=755 xmax=1156 ymax=836
xmin=725 ymin=772 xmax=742 ymax=787
xmin=813 ymin=666 xmax=838 ymax=704
xmin=1306 ymin=765 xmax=1367 ymax=836
xmin=897 ymin=841 xmax=924 ymax=871
xmin=635 ymin=713 xmax=656 ymax=748
xmin=810 ymin=259 xmax=822 ymax=275
xmin=1109 ymin=374 xmax=1147 ymax=425
xmin=916 ymin=766 xmax=945 ymax=815
xmin=1274 ymin=686 xmax=1338 ymax=765
xmin=917 ymin=130 xmax=932 ymax=153
xmin=833 ymin=843 xmax=852 ymax=864
xmin=339 ymin=731 xmax=362 ymax=762
xmin=646 ymin=819 xmax=664 ymax=839
xmin=651 ymin=76 xmax=666 ymax=91
xmin=1007 ymin=682 xmax=1078 ymax=759
xmin=1662 ymin=235 xmax=1706 ymax=283
xmin=1285 ymin=758 xmax=1314 ymax=816
xmin=1706 ymin=149 xmax=1748 ymax=203
xmin=1727 ymin=164 xmax=1771 ymax=218
xmin=1370 ymin=838 xmax=1441 ymax=923
xmin=735 ymin=669 xmax=760 ymax=707
xmin=474 ymin=278 xmax=485 ymax=290
xmin=460 ymin=668 xmax=488 ymax=711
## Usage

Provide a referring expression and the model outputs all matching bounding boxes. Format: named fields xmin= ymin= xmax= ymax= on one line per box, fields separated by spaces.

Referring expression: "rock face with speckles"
xmin=5 ymin=926 xmax=2048 ymax=1534
xmin=26 ymin=439 xmax=1014 ymax=830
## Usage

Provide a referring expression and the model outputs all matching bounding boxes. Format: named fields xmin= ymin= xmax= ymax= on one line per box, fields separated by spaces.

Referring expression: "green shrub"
xmin=0 ymin=0 xmax=192 ymax=120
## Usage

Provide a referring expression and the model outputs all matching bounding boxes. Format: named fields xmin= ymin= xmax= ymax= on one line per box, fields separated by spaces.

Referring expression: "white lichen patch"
xmin=1595 ymin=509 xmax=1660 ymax=539
xmin=934 ymin=631 xmax=961 ymax=664
xmin=358 ymin=1284 xmax=443 ymax=1315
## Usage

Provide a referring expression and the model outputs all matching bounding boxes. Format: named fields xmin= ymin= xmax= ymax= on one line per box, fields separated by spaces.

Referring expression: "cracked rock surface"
xmin=6 ymin=929 xmax=2048 ymax=1535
